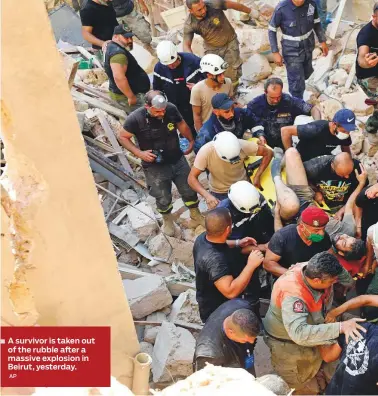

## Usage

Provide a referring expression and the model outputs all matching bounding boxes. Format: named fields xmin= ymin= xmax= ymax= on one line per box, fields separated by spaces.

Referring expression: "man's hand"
xmin=340 ymin=318 xmax=367 ymax=342
xmin=366 ymin=183 xmax=378 ymax=199
xmin=128 ymin=95 xmax=138 ymax=106
xmin=139 ymin=150 xmax=157 ymax=162
xmin=239 ymin=237 xmax=257 ymax=248
xmin=321 ymin=42 xmax=329 ymax=56
xmin=272 ymin=52 xmax=283 ymax=66
xmin=102 ymin=40 xmax=111 ymax=52
xmin=258 ymin=136 xmax=267 ymax=146
xmin=186 ymin=83 xmax=195 ymax=90
xmin=364 ymin=53 xmax=378 ymax=67
xmin=205 ymin=194 xmax=220 ymax=209
xmin=247 ymin=249 xmax=264 ymax=268
xmin=325 ymin=310 xmax=337 ymax=324
xmin=141 ymin=3 xmax=149 ymax=14
xmin=253 ymin=174 xmax=262 ymax=190
xmin=183 ymin=140 xmax=194 ymax=155
xmin=334 ymin=207 xmax=345 ymax=221
xmin=355 ymin=163 xmax=368 ymax=185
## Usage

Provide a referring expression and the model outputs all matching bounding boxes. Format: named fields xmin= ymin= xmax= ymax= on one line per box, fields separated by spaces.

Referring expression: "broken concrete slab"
xmin=126 ymin=201 xmax=158 ymax=242
xmin=152 ymin=321 xmax=196 ymax=383
xmin=76 ymin=68 xmax=108 ymax=86
xmin=150 ymin=263 xmax=173 ymax=277
xmin=242 ymin=54 xmax=272 ymax=83
xmin=312 ymin=50 xmax=334 ymax=84
xmin=237 ymin=28 xmax=270 ymax=58
xmin=148 ymin=234 xmax=194 ymax=268
xmin=342 ymin=90 xmax=374 ymax=116
xmin=339 ymin=53 xmax=356 ymax=73
xmin=319 ymin=99 xmax=343 ymax=120
xmin=144 ymin=311 xmax=167 ymax=344
xmin=168 ymin=289 xmax=202 ymax=325
xmin=123 ymin=275 xmax=173 ymax=319
xmin=139 ymin=341 xmax=154 ymax=357
xmin=329 ymin=68 xmax=348 ymax=86
xmin=108 ymin=223 xmax=140 ymax=248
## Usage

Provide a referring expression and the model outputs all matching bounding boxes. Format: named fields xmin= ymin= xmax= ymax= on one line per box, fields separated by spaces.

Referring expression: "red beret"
xmin=301 ymin=206 xmax=329 ymax=227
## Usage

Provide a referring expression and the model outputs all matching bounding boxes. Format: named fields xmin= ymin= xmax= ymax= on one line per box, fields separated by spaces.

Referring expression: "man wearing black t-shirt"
xmin=281 ymin=109 xmax=356 ymax=161
xmin=193 ymin=207 xmax=264 ymax=322
xmin=356 ymin=3 xmax=378 ymax=99
xmin=356 ymin=183 xmax=378 ymax=240
xmin=80 ymin=0 xmax=118 ymax=50
xmin=118 ymin=91 xmax=203 ymax=236
xmin=194 ymin=299 xmax=260 ymax=374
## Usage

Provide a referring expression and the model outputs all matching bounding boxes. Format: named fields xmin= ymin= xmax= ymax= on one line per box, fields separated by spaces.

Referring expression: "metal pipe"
xmin=132 ymin=352 xmax=152 ymax=395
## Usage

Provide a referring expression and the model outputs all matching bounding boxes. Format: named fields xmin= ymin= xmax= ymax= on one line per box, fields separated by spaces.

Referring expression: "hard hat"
xmin=200 ymin=54 xmax=228 ymax=75
xmin=213 ymin=131 xmax=241 ymax=163
xmin=228 ymin=181 xmax=261 ymax=214
xmin=156 ymin=41 xmax=178 ymax=65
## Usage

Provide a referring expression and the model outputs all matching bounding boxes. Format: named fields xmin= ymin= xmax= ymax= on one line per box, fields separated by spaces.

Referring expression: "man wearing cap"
xmin=281 ymin=109 xmax=356 ymax=161
xmin=263 ymin=251 xmax=367 ymax=394
xmin=118 ymin=90 xmax=204 ymax=236
xmin=183 ymin=0 xmax=255 ymax=84
xmin=153 ymin=41 xmax=204 ymax=138
xmin=194 ymin=93 xmax=258 ymax=153
xmin=104 ymin=25 xmax=151 ymax=112
xmin=356 ymin=3 xmax=378 ymax=99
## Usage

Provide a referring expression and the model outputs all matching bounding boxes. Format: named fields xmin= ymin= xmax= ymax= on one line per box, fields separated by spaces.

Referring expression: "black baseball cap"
xmin=113 ymin=25 xmax=134 ymax=37
xmin=211 ymin=93 xmax=234 ymax=110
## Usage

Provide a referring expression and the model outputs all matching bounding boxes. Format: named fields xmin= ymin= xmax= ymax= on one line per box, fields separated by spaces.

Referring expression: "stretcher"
xmin=244 ymin=138 xmax=332 ymax=213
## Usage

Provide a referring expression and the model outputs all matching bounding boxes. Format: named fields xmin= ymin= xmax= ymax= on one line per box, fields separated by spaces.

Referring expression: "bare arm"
xmin=344 ymin=165 xmax=368 ymax=216
xmin=214 ymin=251 xmax=263 ymax=299
xmin=274 ymin=203 xmax=283 ymax=232
xmin=358 ymin=45 xmax=378 ymax=69
xmin=263 ymin=249 xmax=287 ymax=277
xmin=254 ymin=145 xmax=273 ymax=182
xmin=110 ymin=63 xmax=135 ymax=100
xmin=188 ymin=167 xmax=210 ymax=199
xmin=82 ymin=26 xmax=105 ymax=48
xmin=341 ymin=145 xmax=351 ymax=154
xmin=318 ymin=343 xmax=342 ymax=363
xmin=224 ymin=0 xmax=251 ymax=13
xmin=177 ymin=119 xmax=195 ymax=154
xmin=183 ymin=37 xmax=193 ymax=53
xmin=281 ymin=125 xmax=298 ymax=151
xmin=326 ymin=295 xmax=378 ymax=322
xmin=118 ymin=128 xmax=157 ymax=162
xmin=192 ymin=105 xmax=203 ymax=132
xmin=311 ymin=105 xmax=322 ymax=120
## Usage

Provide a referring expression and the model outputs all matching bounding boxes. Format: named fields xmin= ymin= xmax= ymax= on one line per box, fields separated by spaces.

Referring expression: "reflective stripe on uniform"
xmin=282 ymin=30 xmax=313 ymax=41
xmin=157 ymin=204 xmax=173 ymax=213
xmin=268 ymin=25 xmax=277 ymax=32
xmin=153 ymin=72 xmax=174 ymax=84
xmin=314 ymin=18 xmax=321 ymax=23
xmin=252 ymin=125 xmax=264 ymax=132
xmin=184 ymin=199 xmax=199 ymax=207
xmin=186 ymin=69 xmax=202 ymax=83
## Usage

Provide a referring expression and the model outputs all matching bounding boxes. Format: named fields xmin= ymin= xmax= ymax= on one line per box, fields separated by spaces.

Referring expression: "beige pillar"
xmin=1 ymin=0 xmax=139 ymax=389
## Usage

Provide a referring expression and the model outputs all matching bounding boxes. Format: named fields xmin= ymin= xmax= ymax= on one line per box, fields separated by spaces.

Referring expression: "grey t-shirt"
xmin=112 ymin=0 xmax=134 ymax=17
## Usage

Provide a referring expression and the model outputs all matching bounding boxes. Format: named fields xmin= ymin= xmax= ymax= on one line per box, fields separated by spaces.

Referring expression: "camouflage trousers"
xmin=204 ymin=37 xmax=242 ymax=84
xmin=117 ymin=9 xmax=152 ymax=46
xmin=357 ymin=76 xmax=378 ymax=99
xmin=109 ymin=92 xmax=146 ymax=114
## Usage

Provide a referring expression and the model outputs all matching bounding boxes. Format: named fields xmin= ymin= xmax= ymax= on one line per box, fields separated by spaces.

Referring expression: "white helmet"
xmin=228 ymin=181 xmax=261 ymax=214
xmin=200 ymin=54 xmax=228 ymax=75
xmin=213 ymin=131 xmax=241 ymax=163
xmin=156 ymin=41 xmax=178 ymax=66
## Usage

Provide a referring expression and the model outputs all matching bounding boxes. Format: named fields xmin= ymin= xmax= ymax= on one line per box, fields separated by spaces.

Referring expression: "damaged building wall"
xmin=1 ymin=0 xmax=139 ymax=390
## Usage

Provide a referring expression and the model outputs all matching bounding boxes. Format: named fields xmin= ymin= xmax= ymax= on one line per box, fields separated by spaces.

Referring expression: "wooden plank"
xmin=345 ymin=60 xmax=356 ymax=89
xmin=97 ymin=111 xmax=134 ymax=175
xmin=71 ymin=90 xmax=127 ymax=119
xmin=76 ymin=45 xmax=104 ymax=69
xmin=74 ymin=81 xmax=124 ymax=109
xmin=59 ymin=51 xmax=80 ymax=89
xmin=329 ymin=0 xmax=347 ymax=39
xmin=134 ymin=320 xmax=203 ymax=331
xmin=108 ymin=223 xmax=140 ymax=247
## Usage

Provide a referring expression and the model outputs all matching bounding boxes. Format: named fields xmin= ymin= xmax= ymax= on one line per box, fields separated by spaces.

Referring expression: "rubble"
xmin=148 ymin=234 xmax=195 ymax=268
xmin=341 ymin=90 xmax=375 ymax=116
xmin=319 ymin=99 xmax=343 ymax=120
xmin=328 ymin=69 xmax=348 ymax=86
xmin=152 ymin=321 xmax=196 ymax=383
xmin=140 ymin=341 xmax=154 ymax=357
xmin=312 ymin=50 xmax=335 ymax=85
xmin=242 ymin=54 xmax=272 ymax=83
xmin=144 ymin=312 xmax=168 ymax=344
xmin=76 ymin=68 xmax=108 ymax=85
xmin=123 ymin=275 xmax=173 ymax=319
xmin=237 ymin=28 xmax=270 ymax=59
xmin=339 ymin=53 xmax=357 ymax=73
xmin=168 ymin=289 xmax=202 ymax=325
xmin=125 ymin=201 xmax=158 ymax=241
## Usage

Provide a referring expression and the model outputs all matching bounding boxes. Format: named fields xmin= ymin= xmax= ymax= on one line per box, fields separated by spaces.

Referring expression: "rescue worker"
xmin=118 ymin=90 xmax=204 ymax=236
xmin=193 ymin=207 xmax=264 ymax=322
xmin=247 ymin=77 xmax=321 ymax=149
xmin=194 ymin=299 xmax=260 ymax=374
xmin=281 ymin=109 xmax=356 ymax=161
xmin=315 ymin=0 xmax=328 ymax=31
xmin=153 ymin=41 xmax=204 ymax=138
xmin=112 ymin=0 xmax=153 ymax=53
xmin=263 ymin=251 xmax=367 ymax=394
xmin=190 ymin=54 xmax=233 ymax=133
xmin=183 ymin=0 xmax=254 ymax=84
xmin=104 ymin=26 xmax=150 ymax=112
xmin=268 ymin=0 xmax=328 ymax=99
xmin=356 ymin=3 xmax=378 ymax=98
xmin=194 ymin=93 xmax=258 ymax=153
xmin=188 ymin=131 xmax=273 ymax=207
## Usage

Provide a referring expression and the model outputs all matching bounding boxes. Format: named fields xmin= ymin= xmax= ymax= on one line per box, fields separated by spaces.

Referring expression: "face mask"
xmin=336 ymin=131 xmax=350 ymax=140
xmin=303 ymin=224 xmax=324 ymax=242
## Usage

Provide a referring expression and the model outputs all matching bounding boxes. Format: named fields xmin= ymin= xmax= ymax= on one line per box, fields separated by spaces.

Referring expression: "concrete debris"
xmin=182 ymin=228 xmax=196 ymax=243
xmin=144 ymin=312 xmax=168 ymax=344
xmin=74 ymin=99 xmax=89 ymax=112
xmin=150 ymin=263 xmax=173 ymax=277
xmin=312 ymin=50 xmax=335 ymax=84
xmin=148 ymin=234 xmax=195 ymax=268
xmin=168 ymin=289 xmax=202 ymax=325
xmin=139 ymin=341 xmax=154 ymax=357
xmin=189 ymin=36 xmax=205 ymax=58
xmin=342 ymin=90 xmax=375 ymax=116
xmin=294 ymin=115 xmax=314 ymax=126
xmin=242 ymin=54 xmax=272 ymax=83
xmin=303 ymin=86 xmax=320 ymax=104
xmin=319 ymin=99 xmax=343 ymax=120
xmin=238 ymin=28 xmax=270 ymax=59
xmin=328 ymin=68 xmax=348 ymax=86
xmin=312 ymin=47 xmax=322 ymax=60
xmin=339 ymin=53 xmax=357 ymax=73
xmin=130 ymin=43 xmax=157 ymax=74
xmin=237 ymin=85 xmax=265 ymax=105
xmin=126 ymin=201 xmax=158 ymax=241
xmin=339 ymin=28 xmax=361 ymax=51
xmin=122 ymin=189 xmax=139 ymax=203
xmin=362 ymin=137 xmax=378 ymax=157
xmin=350 ymin=129 xmax=365 ymax=155
xmin=152 ymin=321 xmax=196 ymax=383
xmin=77 ymin=68 xmax=108 ymax=86
xmin=123 ymin=275 xmax=173 ymax=319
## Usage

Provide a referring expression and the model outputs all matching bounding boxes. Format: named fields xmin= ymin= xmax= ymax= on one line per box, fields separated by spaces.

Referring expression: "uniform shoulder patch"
xmin=293 ymin=300 xmax=306 ymax=313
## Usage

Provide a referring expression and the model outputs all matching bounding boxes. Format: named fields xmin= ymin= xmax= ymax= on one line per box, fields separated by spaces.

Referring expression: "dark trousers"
xmin=284 ymin=54 xmax=314 ymax=99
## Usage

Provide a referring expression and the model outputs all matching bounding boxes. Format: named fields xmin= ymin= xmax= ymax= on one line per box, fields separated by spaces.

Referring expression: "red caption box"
xmin=0 ymin=326 xmax=110 ymax=387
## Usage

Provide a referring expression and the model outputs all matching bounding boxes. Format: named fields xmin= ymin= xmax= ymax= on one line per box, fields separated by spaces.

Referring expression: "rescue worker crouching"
xmin=118 ymin=90 xmax=204 ymax=236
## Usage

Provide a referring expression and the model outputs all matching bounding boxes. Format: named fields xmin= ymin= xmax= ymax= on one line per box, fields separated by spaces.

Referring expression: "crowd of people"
xmin=79 ymin=0 xmax=378 ymax=394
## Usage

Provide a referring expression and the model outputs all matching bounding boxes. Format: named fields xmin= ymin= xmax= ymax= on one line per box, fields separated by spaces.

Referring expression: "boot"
xmin=162 ymin=213 xmax=175 ymax=237
xmin=189 ymin=208 xmax=205 ymax=228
